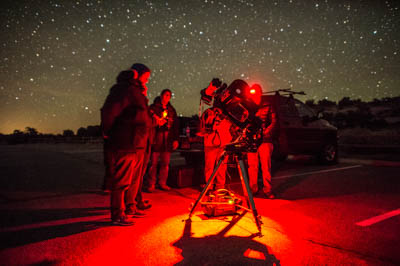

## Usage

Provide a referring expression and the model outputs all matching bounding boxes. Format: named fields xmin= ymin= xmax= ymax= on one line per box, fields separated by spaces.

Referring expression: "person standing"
xmin=203 ymin=110 xmax=233 ymax=190
xmin=101 ymin=71 xmax=152 ymax=210
xmin=247 ymin=84 xmax=278 ymax=199
xmin=199 ymin=81 xmax=233 ymax=190
xmin=101 ymin=63 xmax=153 ymax=225
xmin=146 ymin=89 xmax=179 ymax=192
xmin=101 ymin=138 xmax=113 ymax=193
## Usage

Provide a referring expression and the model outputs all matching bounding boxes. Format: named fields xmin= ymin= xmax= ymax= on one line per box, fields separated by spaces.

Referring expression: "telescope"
xmin=188 ymin=78 xmax=264 ymax=236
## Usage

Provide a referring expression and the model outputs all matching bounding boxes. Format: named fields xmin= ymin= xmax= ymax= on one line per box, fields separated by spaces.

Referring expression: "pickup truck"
xmin=179 ymin=89 xmax=338 ymax=165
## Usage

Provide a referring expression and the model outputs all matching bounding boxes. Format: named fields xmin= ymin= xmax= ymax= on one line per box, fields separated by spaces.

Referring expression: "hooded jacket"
xmin=101 ymin=70 xmax=154 ymax=152
xmin=149 ymin=96 xmax=179 ymax=152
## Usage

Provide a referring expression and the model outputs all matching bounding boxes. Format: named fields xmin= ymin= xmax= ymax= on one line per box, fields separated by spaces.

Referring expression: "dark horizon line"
xmin=2 ymin=95 xmax=400 ymax=136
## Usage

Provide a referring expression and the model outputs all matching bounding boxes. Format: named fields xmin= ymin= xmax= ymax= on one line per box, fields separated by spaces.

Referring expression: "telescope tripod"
xmin=188 ymin=148 xmax=263 ymax=236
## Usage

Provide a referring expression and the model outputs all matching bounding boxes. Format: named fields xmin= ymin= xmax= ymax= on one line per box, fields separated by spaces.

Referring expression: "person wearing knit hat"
xmin=101 ymin=63 xmax=155 ymax=225
xmin=131 ymin=63 xmax=151 ymax=76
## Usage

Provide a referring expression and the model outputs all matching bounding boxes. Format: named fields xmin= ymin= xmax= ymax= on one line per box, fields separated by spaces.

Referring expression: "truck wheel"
xmin=318 ymin=143 xmax=338 ymax=164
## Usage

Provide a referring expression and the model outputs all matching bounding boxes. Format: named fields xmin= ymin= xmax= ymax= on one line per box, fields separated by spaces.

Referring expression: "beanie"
xmin=131 ymin=63 xmax=151 ymax=76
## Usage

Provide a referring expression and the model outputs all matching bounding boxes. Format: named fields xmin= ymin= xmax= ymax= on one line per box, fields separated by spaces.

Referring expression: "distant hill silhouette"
xmin=1 ymin=96 xmax=399 ymax=145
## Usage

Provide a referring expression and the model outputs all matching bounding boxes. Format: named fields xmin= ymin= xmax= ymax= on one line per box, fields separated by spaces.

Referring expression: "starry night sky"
xmin=1 ymin=0 xmax=399 ymax=134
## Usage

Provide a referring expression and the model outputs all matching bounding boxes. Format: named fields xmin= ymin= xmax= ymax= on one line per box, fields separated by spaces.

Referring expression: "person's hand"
xmin=158 ymin=118 xmax=167 ymax=126
xmin=153 ymin=114 xmax=167 ymax=126
xmin=172 ymin=140 xmax=179 ymax=150
xmin=256 ymin=107 xmax=268 ymax=118
xmin=205 ymin=82 xmax=218 ymax=96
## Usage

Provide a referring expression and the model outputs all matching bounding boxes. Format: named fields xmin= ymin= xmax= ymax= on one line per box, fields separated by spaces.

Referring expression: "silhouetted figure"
xmin=147 ymin=89 xmax=179 ymax=192
xmin=101 ymin=63 xmax=153 ymax=226
xmin=247 ymin=84 xmax=278 ymax=199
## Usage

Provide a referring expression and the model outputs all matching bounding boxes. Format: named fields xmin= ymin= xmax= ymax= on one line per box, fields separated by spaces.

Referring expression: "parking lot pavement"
xmin=339 ymin=157 xmax=400 ymax=167
xmin=2 ymin=180 xmax=399 ymax=265
xmin=0 ymin=144 xmax=399 ymax=265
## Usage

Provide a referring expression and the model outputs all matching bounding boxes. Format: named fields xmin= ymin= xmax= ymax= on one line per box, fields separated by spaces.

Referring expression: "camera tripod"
xmin=188 ymin=143 xmax=263 ymax=236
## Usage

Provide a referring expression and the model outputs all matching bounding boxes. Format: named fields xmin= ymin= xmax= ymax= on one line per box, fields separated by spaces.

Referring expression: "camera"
xmin=200 ymin=78 xmax=226 ymax=105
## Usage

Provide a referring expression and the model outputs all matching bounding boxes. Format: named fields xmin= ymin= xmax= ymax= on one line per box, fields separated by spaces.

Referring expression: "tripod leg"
xmin=237 ymin=158 xmax=263 ymax=235
xmin=188 ymin=151 xmax=226 ymax=219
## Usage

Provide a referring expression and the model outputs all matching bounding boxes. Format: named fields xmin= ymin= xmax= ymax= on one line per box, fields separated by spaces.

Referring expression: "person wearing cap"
xmin=146 ymin=89 xmax=179 ymax=192
xmin=101 ymin=63 xmax=155 ymax=225
xmin=247 ymin=84 xmax=278 ymax=199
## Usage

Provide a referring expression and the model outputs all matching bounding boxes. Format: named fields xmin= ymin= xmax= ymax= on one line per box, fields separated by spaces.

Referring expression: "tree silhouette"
xmin=25 ymin=127 xmax=38 ymax=136
xmin=77 ymin=127 xmax=87 ymax=137
xmin=13 ymin=129 xmax=23 ymax=135
xmin=371 ymin=98 xmax=382 ymax=106
xmin=86 ymin=125 xmax=101 ymax=137
xmin=76 ymin=125 xmax=101 ymax=137
xmin=63 ymin=129 xmax=74 ymax=137
xmin=317 ymin=99 xmax=336 ymax=107
xmin=305 ymin=99 xmax=316 ymax=108
xmin=338 ymin=97 xmax=353 ymax=109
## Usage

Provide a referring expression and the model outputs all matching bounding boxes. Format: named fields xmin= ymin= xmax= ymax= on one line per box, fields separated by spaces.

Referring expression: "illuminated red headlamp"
xmin=247 ymin=84 xmax=262 ymax=105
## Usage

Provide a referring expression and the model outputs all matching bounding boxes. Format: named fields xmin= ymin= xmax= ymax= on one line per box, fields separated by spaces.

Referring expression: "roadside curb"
xmin=340 ymin=158 xmax=400 ymax=167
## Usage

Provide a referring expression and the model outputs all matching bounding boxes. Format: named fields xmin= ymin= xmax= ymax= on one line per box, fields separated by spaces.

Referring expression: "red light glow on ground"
xmin=82 ymin=211 xmax=286 ymax=265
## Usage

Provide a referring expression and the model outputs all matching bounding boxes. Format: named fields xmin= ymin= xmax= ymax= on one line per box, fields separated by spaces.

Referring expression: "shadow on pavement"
xmin=173 ymin=212 xmax=280 ymax=265
xmin=0 ymin=207 xmax=109 ymax=250
xmin=30 ymin=259 xmax=60 ymax=266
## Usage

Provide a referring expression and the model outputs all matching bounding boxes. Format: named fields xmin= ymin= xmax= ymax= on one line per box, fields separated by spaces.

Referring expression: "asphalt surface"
xmin=0 ymin=144 xmax=399 ymax=265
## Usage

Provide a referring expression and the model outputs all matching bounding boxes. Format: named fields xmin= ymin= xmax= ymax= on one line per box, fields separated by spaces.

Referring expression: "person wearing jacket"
xmin=202 ymin=109 xmax=233 ymax=190
xmin=101 ymin=63 xmax=154 ymax=226
xmin=247 ymin=84 xmax=278 ymax=199
xmin=146 ymin=89 xmax=179 ymax=192
xmin=199 ymin=80 xmax=234 ymax=190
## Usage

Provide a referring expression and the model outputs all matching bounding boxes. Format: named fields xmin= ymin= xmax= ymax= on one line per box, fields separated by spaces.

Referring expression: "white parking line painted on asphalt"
xmin=356 ymin=209 xmax=400 ymax=227
xmin=273 ymin=165 xmax=362 ymax=180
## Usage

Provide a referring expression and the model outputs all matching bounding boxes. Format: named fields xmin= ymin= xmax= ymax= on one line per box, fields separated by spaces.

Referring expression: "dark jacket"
xmin=101 ymin=70 xmax=154 ymax=152
xmin=257 ymin=103 xmax=278 ymax=143
xmin=149 ymin=96 xmax=179 ymax=152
